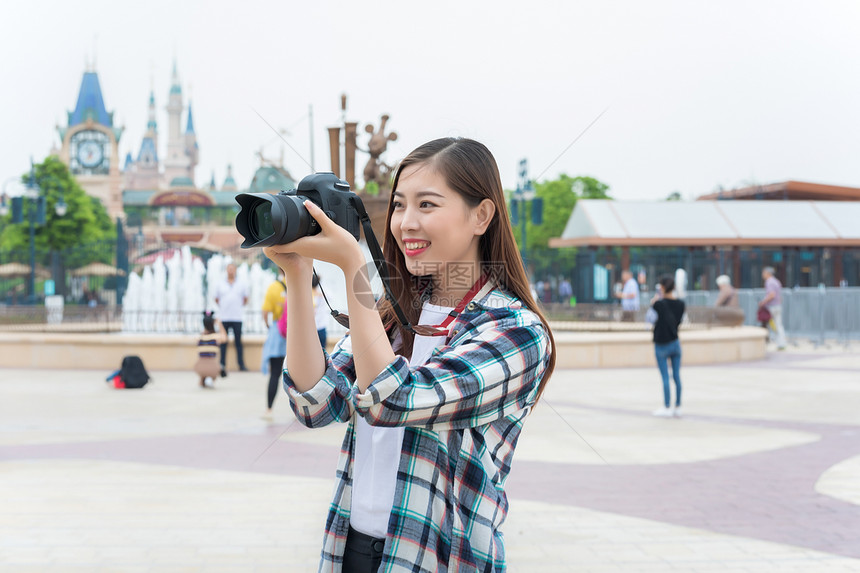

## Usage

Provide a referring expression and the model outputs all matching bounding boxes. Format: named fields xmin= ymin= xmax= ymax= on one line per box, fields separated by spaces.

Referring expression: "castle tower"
xmin=57 ymin=68 xmax=124 ymax=217
xmin=222 ymin=164 xmax=238 ymax=192
xmin=163 ymin=60 xmax=189 ymax=186
xmin=146 ymin=89 xmax=159 ymax=155
xmin=135 ymin=90 xmax=160 ymax=189
xmin=184 ymin=101 xmax=199 ymax=178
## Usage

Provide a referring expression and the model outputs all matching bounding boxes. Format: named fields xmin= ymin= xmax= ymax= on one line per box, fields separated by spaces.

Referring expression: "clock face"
xmin=77 ymin=140 xmax=105 ymax=168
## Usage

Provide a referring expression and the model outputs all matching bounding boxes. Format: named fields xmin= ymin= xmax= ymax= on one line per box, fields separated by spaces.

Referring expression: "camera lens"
xmin=251 ymin=202 xmax=274 ymax=241
xmin=235 ymin=192 xmax=315 ymax=248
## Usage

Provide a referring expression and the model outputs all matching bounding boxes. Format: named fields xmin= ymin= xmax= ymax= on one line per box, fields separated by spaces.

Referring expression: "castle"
xmin=54 ymin=63 xmax=296 ymax=251
xmin=123 ymin=62 xmax=199 ymax=192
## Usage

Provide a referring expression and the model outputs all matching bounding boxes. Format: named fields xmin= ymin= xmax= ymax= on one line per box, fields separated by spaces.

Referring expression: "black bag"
xmin=119 ymin=355 xmax=151 ymax=389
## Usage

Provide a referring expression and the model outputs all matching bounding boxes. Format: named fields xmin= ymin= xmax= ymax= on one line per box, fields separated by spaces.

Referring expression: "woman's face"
xmin=390 ymin=163 xmax=491 ymax=285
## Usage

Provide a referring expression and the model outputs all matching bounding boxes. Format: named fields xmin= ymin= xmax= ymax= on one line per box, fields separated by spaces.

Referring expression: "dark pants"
xmin=267 ymin=356 xmax=284 ymax=409
xmin=343 ymin=526 xmax=384 ymax=573
xmin=219 ymin=321 xmax=245 ymax=370
xmin=318 ymin=328 xmax=327 ymax=350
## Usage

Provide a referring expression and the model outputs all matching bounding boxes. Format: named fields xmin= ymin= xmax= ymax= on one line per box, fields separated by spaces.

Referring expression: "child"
xmin=264 ymin=138 xmax=555 ymax=571
xmin=195 ymin=312 xmax=225 ymax=388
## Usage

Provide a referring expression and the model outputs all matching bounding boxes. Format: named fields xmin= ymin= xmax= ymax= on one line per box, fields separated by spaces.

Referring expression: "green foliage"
xmin=508 ymin=174 xmax=611 ymax=279
xmin=364 ymin=181 xmax=380 ymax=196
xmin=666 ymin=191 xmax=682 ymax=201
xmin=0 ymin=156 xmax=116 ymax=263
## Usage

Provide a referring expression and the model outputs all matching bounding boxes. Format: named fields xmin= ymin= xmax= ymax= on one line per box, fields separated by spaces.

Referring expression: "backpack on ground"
xmin=117 ymin=355 xmax=151 ymax=389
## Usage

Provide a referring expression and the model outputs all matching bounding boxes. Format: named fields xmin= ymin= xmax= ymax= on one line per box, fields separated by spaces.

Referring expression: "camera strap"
xmin=350 ymin=196 xmax=416 ymax=333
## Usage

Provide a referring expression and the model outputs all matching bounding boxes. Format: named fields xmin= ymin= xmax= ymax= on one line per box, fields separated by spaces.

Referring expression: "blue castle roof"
xmin=185 ymin=103 xmax=195 ymax=134
xmin=137 ymin=137 xmax=158 ymax=163
xmin=68 ymin=71 xmax=113 ymax=127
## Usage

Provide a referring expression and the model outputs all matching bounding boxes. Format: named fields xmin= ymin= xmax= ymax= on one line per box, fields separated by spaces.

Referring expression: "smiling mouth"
xmin=403 ymin=241 xmax=430 ymax=256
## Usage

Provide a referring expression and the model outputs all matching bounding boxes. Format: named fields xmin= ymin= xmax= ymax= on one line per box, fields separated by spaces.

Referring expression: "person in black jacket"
xmin=650 ymin=275 xmax=685 ymax=418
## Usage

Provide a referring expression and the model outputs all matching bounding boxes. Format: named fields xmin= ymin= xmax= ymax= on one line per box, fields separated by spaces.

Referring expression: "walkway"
xmin=0 ymin=342 xmax=858 ymax=571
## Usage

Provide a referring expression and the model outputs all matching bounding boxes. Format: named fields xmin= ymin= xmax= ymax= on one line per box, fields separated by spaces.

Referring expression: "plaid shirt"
xmin=284 ymin=288 xmax=551 ymax=573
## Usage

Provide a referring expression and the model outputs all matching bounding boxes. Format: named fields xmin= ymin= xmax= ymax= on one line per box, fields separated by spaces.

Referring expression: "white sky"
xmin=2 ymin=0 xmax=859 ymax=201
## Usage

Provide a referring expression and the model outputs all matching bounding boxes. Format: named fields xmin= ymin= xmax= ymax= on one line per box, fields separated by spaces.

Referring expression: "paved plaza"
xmin=1 ymin=342 xmax=859 ymax=572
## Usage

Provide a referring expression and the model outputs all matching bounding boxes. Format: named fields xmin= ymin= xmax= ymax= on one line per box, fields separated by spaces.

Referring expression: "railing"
xmin=0 ymin=305 xmax=123 ymax=333
xmin=679 ymin=287 xmax=860 ymax=344
xmin=2 ymin=288 xmax=856 ymax=344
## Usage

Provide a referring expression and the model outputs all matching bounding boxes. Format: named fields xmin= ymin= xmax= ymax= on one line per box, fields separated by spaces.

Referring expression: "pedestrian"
xmin=714 ymin=274 xmax=744 ymax=327
xmin=263 ymin=137 xmax=555 ymax=572
xmin=714 ymin=275 xmax=738 ymax=307
xmin=194 ymin=312 xmax=226 ymax=389
xmin=650 ymin=275 xmax=685 ymax=418
xmin=759 ymin=267 xmax=787 ymax=350
xmin=214 ymin=263 xmax=249 ymax=375
xmin=261 ymin=270 xmax=287 ymax=419
xmin=615 ymin=269 xmax=640 ymax=321
xmin=558 ymin=276 xmax=573 ymax=306
xmin=311 ymin=274 xmax=329 ymax=350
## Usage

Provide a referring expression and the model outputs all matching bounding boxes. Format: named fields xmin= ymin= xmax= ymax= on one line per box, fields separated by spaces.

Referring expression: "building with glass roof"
xmin=550 ymin=197 xmax=860 ymax=302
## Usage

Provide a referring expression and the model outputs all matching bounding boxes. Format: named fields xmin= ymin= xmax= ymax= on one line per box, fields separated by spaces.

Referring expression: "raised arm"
xmin=264 ymin=200 xmax=395 ymax=393
xmin=261 ymin=249 xmax=324 ymax=392
xmin=354 ymin=305 xmax=550 ymax=430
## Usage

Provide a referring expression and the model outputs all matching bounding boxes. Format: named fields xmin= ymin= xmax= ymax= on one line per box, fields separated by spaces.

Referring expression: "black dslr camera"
xmin=235 ymin=172 xmax=361 ymax=248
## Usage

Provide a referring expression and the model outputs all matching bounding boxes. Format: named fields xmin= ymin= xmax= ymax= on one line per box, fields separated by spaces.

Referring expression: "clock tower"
xmin=57 ymin=68 xmax=124 ymax=217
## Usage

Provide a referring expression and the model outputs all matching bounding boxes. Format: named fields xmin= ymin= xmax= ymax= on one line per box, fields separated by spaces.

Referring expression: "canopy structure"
xmin=549 ymin=200 xmax=860 ymax=248
xmin=71 ymin=262 xmax=126 ymax=277
xmin=0 ymin=262 xmax=50 ymax=279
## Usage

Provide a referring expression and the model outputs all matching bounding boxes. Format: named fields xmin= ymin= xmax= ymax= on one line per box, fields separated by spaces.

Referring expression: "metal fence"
xmin=0 ymin=304 xmax=122 ymax=332
xmin=670 ymin=287 xmax=860 ymax=344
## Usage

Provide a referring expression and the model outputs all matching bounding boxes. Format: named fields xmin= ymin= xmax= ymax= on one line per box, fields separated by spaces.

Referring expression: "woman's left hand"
xmin=264 ymin=200 xmax=364 ymax=272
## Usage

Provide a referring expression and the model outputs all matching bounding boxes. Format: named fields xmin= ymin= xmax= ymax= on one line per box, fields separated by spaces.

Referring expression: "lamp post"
xmin=510 ymin=158 xmax=542 ymax=280
xmin=7 ymin=159 xmax=67 ymax=303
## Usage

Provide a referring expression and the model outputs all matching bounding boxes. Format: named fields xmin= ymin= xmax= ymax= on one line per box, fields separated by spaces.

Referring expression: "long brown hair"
xmin=377 ymin=137 xmax=555 ymax=401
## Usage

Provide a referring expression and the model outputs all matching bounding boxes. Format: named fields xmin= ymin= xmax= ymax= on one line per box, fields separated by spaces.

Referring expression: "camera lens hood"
xmin=235 ymin=192 xmax=311 ymax=247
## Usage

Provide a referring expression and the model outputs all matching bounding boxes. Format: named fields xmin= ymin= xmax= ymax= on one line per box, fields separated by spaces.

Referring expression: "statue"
xmin=361 ymin=115 xmax=398 ymax=194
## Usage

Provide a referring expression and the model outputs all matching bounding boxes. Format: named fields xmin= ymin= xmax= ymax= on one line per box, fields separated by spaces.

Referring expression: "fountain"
xmin=122 ymin=243 xmax=380 ymax=336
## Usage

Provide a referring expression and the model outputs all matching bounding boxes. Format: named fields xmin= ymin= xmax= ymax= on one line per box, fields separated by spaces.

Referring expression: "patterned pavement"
xmin=0 ymin=341 xmax=858 ymax=571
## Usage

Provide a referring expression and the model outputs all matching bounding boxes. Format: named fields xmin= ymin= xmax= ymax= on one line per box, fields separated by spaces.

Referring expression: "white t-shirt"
xmin=621 ymin=278 xmax=640 ymax=311
xmin=312 ymin=289 xmax=330 ymax=331
xmin=215 ymin=279 xmax=248 ymax=322
xmin=350 ymin=301 xmax=454 ymax=538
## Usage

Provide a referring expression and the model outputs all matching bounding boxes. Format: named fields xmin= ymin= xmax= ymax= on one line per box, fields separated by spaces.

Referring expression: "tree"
xmin=0 ymin=156 xmax=116 ymax=261
xmin=666 ymin=191 xmax=682 ymax=201
xmin=509 ymin=174 xmax=611 ymax=280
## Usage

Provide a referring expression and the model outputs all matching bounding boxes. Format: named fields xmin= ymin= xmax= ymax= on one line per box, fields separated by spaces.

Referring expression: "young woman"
xmin=264 ymin=137 xmax=555 ymax=572
xmin=650 ymin=275 xmax=685 ymax=418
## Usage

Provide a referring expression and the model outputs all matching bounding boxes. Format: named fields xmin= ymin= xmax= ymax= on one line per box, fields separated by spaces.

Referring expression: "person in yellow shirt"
xmin=260 ymin=271 xmax=287 ymax=419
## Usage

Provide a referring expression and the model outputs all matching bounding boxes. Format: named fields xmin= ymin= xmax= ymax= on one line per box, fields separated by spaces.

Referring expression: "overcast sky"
xmin=2 ymin=0 xmax=858 ymax=201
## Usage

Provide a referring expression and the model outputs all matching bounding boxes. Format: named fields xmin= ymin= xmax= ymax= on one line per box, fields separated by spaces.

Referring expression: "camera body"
xmin=235 ymin=172 xmax=361 ymax=248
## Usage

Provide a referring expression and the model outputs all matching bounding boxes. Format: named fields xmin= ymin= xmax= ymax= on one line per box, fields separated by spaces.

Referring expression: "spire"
xmin=185 ymin=101 xmax=195 ymax=134
xmin=146 ymin=90 xmax=157 ymax=132
xmin=222 ymin=164 xmax=237 ymax=191
xmin=208 ymin=170 xmax=217 ymax=190
xmin=170 ymin=58 xmax=182 ymax=95
xmin=68 ymin=71 xmax=112 ymax=127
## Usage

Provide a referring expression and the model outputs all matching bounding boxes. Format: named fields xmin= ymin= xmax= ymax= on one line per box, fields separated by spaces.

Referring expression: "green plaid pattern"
xmin=284 ymin=288 xmax=551 ymax=572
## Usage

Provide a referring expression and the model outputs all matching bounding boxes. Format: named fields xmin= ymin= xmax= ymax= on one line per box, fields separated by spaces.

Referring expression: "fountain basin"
xmin=0 ymin=326 xmax=765 ymax=371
